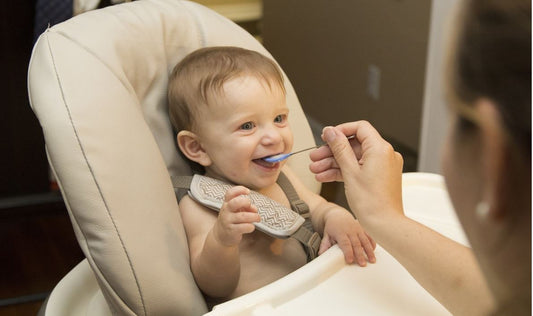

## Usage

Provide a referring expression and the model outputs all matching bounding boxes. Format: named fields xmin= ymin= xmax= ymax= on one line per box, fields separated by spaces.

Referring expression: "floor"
xmin=0 ymin=193 xmax=85 ymax=316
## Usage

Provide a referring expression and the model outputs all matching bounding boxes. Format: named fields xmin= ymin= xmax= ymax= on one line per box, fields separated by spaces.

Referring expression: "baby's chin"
xmin=205 ymin=166 xmax=282 ymax=191
xmin=237 ymin=173 xmax=282 ymax=192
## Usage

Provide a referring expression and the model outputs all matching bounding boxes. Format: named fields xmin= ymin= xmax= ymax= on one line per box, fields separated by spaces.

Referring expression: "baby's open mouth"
xmin=253 ymin=157 xmax=279 ymax=168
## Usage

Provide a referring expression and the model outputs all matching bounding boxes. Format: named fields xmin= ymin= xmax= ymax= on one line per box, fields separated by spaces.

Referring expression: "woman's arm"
xmin=309 ymin=122 xmax=494 ymax=315
xmin=367 ymin=212 xmax=493 ymax=316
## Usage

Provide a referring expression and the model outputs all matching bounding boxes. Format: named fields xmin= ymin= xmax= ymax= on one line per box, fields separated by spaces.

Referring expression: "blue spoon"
xmin=263 ymin=135 xmax=355 ymax=163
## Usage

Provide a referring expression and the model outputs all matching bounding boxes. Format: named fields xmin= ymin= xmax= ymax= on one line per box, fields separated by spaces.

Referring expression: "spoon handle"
xmin=263 ymin=135 xmax=355 ymax=163
xmin=291 ymin=134 xmax=356 ymax=156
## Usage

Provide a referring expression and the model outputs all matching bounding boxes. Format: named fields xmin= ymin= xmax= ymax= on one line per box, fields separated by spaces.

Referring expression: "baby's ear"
xmin=177 ymin=131 xmax=212 ymax=167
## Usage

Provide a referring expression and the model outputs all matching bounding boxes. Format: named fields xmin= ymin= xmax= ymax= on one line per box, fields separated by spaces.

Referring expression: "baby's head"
xmin=168 ymin=46 xmax=293 ymax=189
xmin=168 ymin=46 xmax=285 ymax=133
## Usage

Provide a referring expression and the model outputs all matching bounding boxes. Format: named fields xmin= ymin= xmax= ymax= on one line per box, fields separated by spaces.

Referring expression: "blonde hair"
xmin=168 ymin=46 xmax=285 ymax=132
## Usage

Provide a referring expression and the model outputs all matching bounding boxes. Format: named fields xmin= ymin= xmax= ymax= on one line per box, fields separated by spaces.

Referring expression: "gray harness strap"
xmin=276 ymin=172 xmax=314 ymax=231
xmin=274 ymin=172 xmax=321 ymax=260
xmin=171 ymin=173 xmax=320 ymax=261
xmin=173 ymin=176 xmax=193 ymax=201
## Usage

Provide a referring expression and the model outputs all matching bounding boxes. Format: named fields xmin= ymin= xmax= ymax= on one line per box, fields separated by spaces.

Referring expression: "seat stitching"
xmin=45 ymin=30 xmax=147 ymax=316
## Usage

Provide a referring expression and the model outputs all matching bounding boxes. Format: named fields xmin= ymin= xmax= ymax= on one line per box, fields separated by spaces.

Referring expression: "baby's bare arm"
xmin=320 ymin=207 xmax=376 ymax=265
xmin=281 ymin=166 xmax=376 ymax=265
xmin=179 ymin=187 xmax=260 ymax=297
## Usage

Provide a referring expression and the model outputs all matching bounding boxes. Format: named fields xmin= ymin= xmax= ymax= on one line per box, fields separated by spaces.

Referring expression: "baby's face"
xmin=195 ymin=75 xmax=293 ymax=190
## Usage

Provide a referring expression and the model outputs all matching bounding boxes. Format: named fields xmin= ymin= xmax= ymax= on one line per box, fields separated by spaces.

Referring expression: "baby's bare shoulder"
xmin=178 ymin=195 xmax=216 ymax=235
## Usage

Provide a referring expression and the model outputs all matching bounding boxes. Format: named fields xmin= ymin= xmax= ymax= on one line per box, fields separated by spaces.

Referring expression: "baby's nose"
xmin=261 ymin=127 xmax=282 ymax=145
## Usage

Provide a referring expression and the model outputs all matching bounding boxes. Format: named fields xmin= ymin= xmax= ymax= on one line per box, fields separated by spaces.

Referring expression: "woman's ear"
xmin=177 ymin=130 xmax=212 ymax=167
xmin=475 ymin=99 xmax=508 ymax=221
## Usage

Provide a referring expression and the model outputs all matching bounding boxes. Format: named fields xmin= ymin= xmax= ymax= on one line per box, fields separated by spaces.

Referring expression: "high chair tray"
xmin=207 ymin=173 xmax=466 ymax=315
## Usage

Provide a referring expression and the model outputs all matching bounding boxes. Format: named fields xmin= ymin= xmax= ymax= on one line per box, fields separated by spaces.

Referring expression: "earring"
xmin=476 ymin=201 xmax=490 ymax=220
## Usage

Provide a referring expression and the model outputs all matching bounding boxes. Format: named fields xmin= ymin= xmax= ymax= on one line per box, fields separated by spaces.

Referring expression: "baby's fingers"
xmin=229 ymin=208 xmax=261 ymax=224
xmin=224 ymin=186 xmax=251 ymax=202
xmin=318 ymin=232 xmax=333 ymax=255
xmin=221 ymin=187 xmax=261 ymax=223
xmin=367 ymin=233 xmax=377 ymax=250
xmin=352 ymin=242 xmax=368 ymax=267
xmin=225 ymin=194 xmax=252 ymax=212
xmin=231 ymin=222 xmax=256 ymax=235
xmin=336 ymin=236 xmax=356 ymax=265
xmin=357 ymin=233 xmax=377 ymax=264
xmin=224 ymin=187 xmax=257 ymax=214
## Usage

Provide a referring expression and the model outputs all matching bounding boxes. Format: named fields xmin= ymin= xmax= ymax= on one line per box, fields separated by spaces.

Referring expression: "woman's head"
xmin=450 ymin=0 xmax=531 ymax=158
xmin=444 ymin=0 xmax=530 ymax=203
xmin=443 ymin=0 xmax=531 ymax=311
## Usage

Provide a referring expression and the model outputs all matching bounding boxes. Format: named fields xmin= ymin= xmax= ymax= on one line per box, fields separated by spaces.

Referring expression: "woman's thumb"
xmin=322 ymin=127 xmax=358 ymax=169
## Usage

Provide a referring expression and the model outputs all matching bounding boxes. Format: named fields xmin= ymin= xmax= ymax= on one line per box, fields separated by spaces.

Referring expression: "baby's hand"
xmin=213 ymin=186 xmax=261 ymax=247
xmin=320 ymin=209 xmax=376 ymax=266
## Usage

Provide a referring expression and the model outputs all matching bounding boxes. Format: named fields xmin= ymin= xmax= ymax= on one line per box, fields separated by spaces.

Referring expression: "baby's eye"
xmin=274 ymin=114 xmax=287 ymax=123
xmin=240 ymin=122 xmax=255 ymax=130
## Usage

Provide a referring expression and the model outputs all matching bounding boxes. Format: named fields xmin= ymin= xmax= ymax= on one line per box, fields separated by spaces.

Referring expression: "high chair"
xmin=28 ymin=1 xmax=468 ymax=315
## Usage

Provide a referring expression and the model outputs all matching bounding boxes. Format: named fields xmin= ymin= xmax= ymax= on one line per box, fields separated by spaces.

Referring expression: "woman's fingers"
xmin=313 ymin=168 xmax=343 ymax=183
xmin=309 ymin=156 xmax=339 ymax=172
xmin=309 ymin=144 xmax=334 ymax=162
xmin=309 ymin=156 xmax=344 ymax=182
xmin=319 ymin=127 xmax=361 ymax=181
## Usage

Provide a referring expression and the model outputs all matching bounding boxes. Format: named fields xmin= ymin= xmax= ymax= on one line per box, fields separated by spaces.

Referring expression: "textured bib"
xmin=188 ymin=175 xmax=305 ymax=239
xmin=172 ymin=174 xmax=321 ymax=261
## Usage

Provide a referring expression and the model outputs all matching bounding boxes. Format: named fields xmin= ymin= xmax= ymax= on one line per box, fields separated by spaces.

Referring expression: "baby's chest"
xmin=240 ymin=231 xmax=306 ymax=263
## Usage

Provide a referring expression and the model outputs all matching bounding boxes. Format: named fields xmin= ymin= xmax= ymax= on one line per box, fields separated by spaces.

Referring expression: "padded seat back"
xmin=28 ymin=0 xmax=318 ymax=315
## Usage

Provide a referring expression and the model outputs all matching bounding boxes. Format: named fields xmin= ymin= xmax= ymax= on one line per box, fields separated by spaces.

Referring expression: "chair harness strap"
xmin=276 ymin=172 xmax=314 ymax=232
xmin=173 ymin=176 xmax=193 ymax=201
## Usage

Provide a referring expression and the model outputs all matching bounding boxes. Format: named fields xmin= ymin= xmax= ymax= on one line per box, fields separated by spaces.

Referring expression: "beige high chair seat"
xmin=29 ymin=1 xmax=469 ymax=315
xmin=28 ymin=0 xmax=317 ymax=314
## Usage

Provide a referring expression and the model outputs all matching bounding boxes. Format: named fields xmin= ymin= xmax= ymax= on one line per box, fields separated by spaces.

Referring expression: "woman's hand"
xmin=309 ymin=121 xmax=404 ymax=226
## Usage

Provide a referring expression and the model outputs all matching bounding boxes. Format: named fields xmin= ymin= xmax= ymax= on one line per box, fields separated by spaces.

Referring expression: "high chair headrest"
xmin=28 ymin=0 xmax=318 ymax=314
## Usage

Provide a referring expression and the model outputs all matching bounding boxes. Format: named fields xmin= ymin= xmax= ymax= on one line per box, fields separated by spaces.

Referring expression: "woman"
xmin=309 ymin=0 xmax=531 ymax=315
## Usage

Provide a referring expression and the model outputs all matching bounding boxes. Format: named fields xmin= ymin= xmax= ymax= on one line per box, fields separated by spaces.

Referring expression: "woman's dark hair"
xmin=452 ymin=0 xmax=531 ymax=158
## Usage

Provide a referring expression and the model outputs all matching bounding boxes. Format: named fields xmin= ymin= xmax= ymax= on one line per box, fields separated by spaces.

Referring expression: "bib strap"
xmin=171 ymin=174 xmax=320 ymax=261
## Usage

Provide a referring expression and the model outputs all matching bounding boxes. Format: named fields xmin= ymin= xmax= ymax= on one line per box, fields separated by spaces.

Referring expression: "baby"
xmin=168 ymin=46 xmax=376 ymax=306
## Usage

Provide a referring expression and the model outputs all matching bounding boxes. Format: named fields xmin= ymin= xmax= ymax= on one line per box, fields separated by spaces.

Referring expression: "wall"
xmin=193 ymin=0 xmax=261 ymax=22
xmin=194 ymin=0 xmax=258 ymax=5
xmin=418 ymin=0 xmax=460 ymax=173
xmin=262 ymin=0 xmax=432 ymax=162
